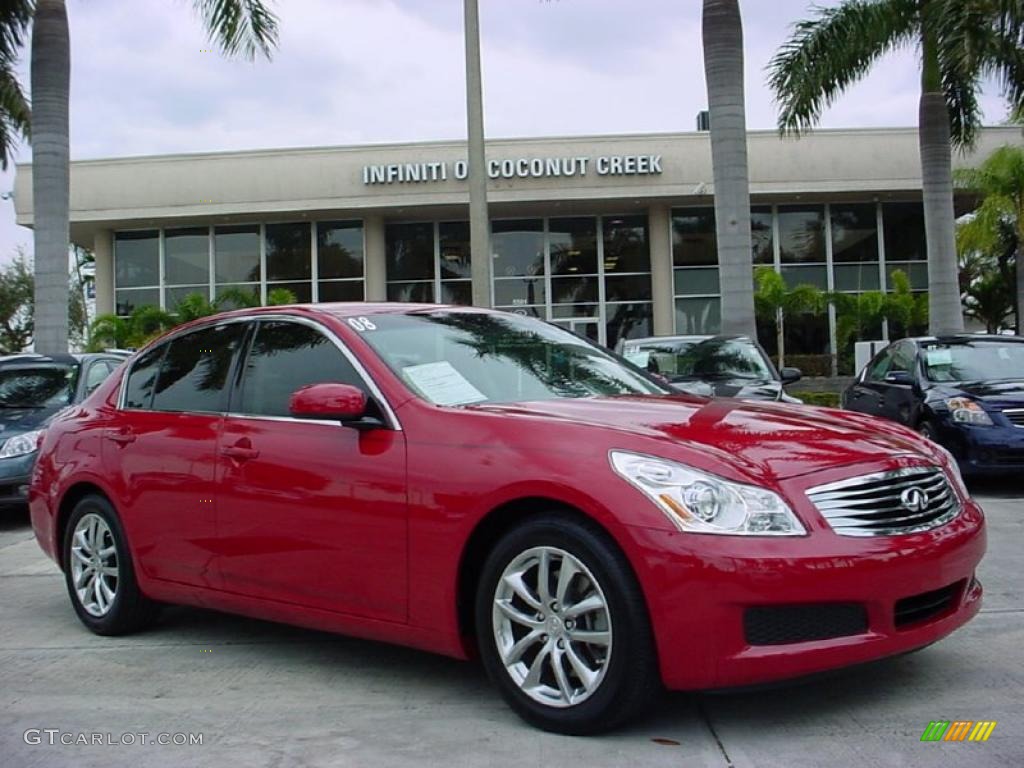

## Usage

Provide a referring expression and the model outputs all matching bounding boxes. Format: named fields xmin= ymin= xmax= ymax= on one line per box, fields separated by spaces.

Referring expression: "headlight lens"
xmin=945 ymin=398 xmax=993 ymax=425
xmin=609 ymin=451 xmax=806 ymax=536
xmin=0 ymin=429 xmax=43 ymax=459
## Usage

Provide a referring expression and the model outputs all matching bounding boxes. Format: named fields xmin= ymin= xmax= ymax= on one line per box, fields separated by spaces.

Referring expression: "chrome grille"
xmin=1003 ymin=408 xmax=1024 ymax=427
xmin=806 ymin=466 xmax=960 ymax=537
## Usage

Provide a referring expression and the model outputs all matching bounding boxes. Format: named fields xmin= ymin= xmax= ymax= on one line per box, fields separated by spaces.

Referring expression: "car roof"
xmin=906 ymin=334 xmax=1024 ymax=345
xmin=0 ymin=352 xmax=79 ymax=367
xmin=624 ymin=334 xmax=753 ymax=345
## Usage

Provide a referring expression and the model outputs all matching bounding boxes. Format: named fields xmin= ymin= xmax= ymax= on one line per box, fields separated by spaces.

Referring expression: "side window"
xmin=151 ymin=324 xmax=247 ymax=413
xmin=237 ymin=321 xmax=366 ymax=417
xmin=123 ymin=347 xmax=165 ymax=409
xmin=890 ymin=343 xmax=915 ymax=375
xmin=84 ymin=361 xmax=113 ymax=395
xmin=866 ymin=349 xmax=893 ymax=382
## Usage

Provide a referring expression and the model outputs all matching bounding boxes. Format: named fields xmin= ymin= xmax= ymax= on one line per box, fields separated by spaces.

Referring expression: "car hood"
xmin=670 ymin=377 xmax=781 ymax=401
xmin=467 ymin=395 xmax=929 ymax=482
xmin=0 ymin=405 xmax=61 ymax=437
xmin=929 ymin=379 xmax=1024 ymax=407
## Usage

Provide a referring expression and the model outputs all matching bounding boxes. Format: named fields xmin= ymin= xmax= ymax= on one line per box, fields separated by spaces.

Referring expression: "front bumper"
xmin=937 ymin=421 xmax=1024 ymax=475
xmin=626 ymin=494 xmax=986 ymax=691
xmin=0 ymin=452 xmax=35 ymax=507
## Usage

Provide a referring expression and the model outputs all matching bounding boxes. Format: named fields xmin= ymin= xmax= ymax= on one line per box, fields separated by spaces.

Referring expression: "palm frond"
xmin=0 ymin=0 xmax=32 ymax=63
xmin=942 ymin=65 xmax=983 ymax=148
xmin=193 ymin=0 xmax=279 ymax=60
xmin=0 ymin=61 xmax=28 ymax=169
xmin=768 ymin=0 xmax=918 ymax=135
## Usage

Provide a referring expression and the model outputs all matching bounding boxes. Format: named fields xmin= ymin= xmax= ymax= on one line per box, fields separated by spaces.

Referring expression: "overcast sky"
xmin=1 ymin=0 xmax=1015 ymax=262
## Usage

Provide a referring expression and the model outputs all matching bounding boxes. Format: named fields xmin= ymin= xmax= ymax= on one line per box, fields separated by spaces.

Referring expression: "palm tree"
xmin=703 ymin=0 xmax=756 ymax=336
xmin=955 ymin=144 xmax=1024 ymax=333
xmin=769 ymin=0 xmax=1024 ymax=337
xmin=754 ymin=266 xmax=826 ymax=367
xmin=0 ymin=0 xmax=31 ymax=168
xmin=29 ymin=0 xmax=278 ymax=355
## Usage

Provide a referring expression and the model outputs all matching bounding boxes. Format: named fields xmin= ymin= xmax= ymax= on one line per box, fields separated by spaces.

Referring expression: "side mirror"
xmin=289 ymin=383 xmax=374 ymax=426
xmin=780 ymin=367 xmax=802 ymax=385
xmin=884 ymin=371 xmax=915 ymax=386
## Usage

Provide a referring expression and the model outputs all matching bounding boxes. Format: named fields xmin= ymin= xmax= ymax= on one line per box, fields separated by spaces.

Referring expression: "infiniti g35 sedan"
xmin=29 ymin=304 xmax=986 ymax=734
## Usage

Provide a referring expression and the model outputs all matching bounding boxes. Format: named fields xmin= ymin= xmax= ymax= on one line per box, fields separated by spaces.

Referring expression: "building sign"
xmin=362 ymin=155 xmax=663 ymax=185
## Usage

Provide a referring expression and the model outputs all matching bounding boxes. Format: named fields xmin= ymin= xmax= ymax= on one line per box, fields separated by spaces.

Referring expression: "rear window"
xmin=0 ymin=366 xmax=77 ymax=409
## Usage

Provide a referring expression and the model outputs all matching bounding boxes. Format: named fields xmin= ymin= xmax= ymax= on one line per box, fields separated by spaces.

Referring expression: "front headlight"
xmin=0 ymin=429 xmax=43 ymax=459
xmin=609 ymin=450 xmax=806 ymax=536
xmin=945 ymin=398 xmax=993 ymax=425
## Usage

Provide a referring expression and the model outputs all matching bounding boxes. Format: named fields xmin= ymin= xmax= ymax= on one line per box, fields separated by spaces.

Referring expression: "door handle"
xmin=221 ymin=440 xmax=259 ymax=461
xmin=104 ymin=428 xmax=136 ymax=445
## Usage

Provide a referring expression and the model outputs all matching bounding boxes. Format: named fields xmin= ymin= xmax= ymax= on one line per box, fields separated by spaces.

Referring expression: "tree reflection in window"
xmin=151 ymin=324 xmax=246 ymax=413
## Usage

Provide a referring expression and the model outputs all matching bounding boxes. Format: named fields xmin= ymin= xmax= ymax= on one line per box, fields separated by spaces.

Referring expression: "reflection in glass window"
xmin=317 ymin=221 xmax=364 ymax=279
xmin=387 ymin=281 xmax=435 ymax=303
xmin=492 ymin=219 xmax=544 ymax=277
xmin=268 ymin=281 xmax=311 ymax=303
xmin=672 ymin=209 xmax=717 ymax=267
xmin=386 ymin=223 xmax=434 ymax=281
xmin=605 ymin=274 xmax=652 ymax=303
xmin=441 ymin=280 xmax=472 ymax=305
xmin=239 ymin=321 xmax=365 ymax=417
xmin=438 ymin=222 xmax=471 ymax=280
xmin=0 ymin=365 xmax=77 ymax=408
xmin=780 ymin=264 xmax=828 ymax=290
xmin=883 ymin=202 xmax=926 ymax=261
xmin=116 ymin=288 xmax=160 ymax=316
xmin=124 ymin=346 xmax=165 ymax=409
xmin=751 ymin=207 xmax=774 ymax=264
xmin=151 ymin=324 xmax=246 ymax=413
xmin=887 ymin=261 xmax=929 ymax=290
xmin=319 ymin=280 xmax=364 ymax=302
xmin=674 ymin=268 xmax=720 ymax=296
xmin=494 ymin=277 xmax=546 ymax=307
xmin=115 ymin=231 xmax=160 ymax=288
xmin=166 ymin=286 xmax=211 ymax=312
xmin=606 ymin=303 xmax=653 ymax=349
xmin=675 ymin=297 xmax=721 ymax=334
xmin=164 ymin=228 xmax=209 ymax=285
xmin=214 ymin=225 xmax=260 ymax=284
xmin=549 ymin=217 xmax=598 ymax=275
xmin=266 ymin=223 xmax=311 ymax=281
xmin=834 ymin=264 xmax=881 ymax=292
xmin=778 ymin=206 xmax=826 ymax=264
xmin=831 ymin=204 xmax=878 ymax=263
xmin=602 ymin=216 xmax=650 ymax=274
xmin=551 ymin=276 xmax=599 ymax=305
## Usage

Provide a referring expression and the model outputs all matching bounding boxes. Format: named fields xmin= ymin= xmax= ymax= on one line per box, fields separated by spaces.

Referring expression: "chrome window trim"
xmin=115 ymin=312 xmax=403 ymax=431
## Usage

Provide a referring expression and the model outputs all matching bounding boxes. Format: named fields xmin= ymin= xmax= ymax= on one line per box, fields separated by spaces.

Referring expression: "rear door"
xmin=214 ymin=318 xmax=408 ymax=622
xmin=104 ymin=322 xmax=247 ymax=588
xmin=845 ymin=347 xmax=893 ymax=416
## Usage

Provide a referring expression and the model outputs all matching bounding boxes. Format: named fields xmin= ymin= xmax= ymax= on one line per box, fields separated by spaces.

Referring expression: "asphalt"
xmin=0 ymin=479 xmax=1021 ymax=767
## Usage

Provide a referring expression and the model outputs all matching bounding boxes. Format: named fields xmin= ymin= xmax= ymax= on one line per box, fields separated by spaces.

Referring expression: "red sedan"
xmin=29 ymin=304 xmax=985 ymax=734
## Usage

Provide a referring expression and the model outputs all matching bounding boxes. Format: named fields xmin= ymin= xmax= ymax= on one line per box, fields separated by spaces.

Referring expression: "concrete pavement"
xmin=1 ymin=481 xmax=1021 ymax=767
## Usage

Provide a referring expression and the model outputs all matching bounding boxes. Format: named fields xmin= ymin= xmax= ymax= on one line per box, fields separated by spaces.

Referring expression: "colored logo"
xmin=920 ymin=721 xmax=997 ymax=742
xmin=900 ymin=486 xmax=929 ymax=513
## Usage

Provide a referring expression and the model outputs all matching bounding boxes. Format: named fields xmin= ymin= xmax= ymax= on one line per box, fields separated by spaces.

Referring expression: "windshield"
xmin=0 ymin=366 xmax=77 ymax=408
xmin=923 ymin=341 xmax=1024 ymax=383
xmin=625 ymin=338 xmax=773 ymax=381
xmin=355 ymin=312 xmax=669 ymax=405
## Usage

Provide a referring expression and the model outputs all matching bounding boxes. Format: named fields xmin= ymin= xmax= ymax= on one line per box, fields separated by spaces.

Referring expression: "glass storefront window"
xmin=386 ymin=223 xmax=434 ymax=281
xmin=318 ymin=280 xmax=364 ymax=302
xmin=317 ymin=221 xmax=363 ymax=279
xmin=165 ymin=286 xmax=210 ymax=311
xmin=605 ymin=274 xmax=652 ymax=303
xmin=831 ymin=204 xmax=878 ymax=263
xmin=164 ymin=228 xmax=209 ymax=286
xmin=387 ymin=281 xmax=435 ymax=303
xmin=883 ymin=202 xmax=927 ymax=261
xmin=214 ymin=225 xmax=260 ymax=284
xmin=606 ymin=303 xmax=654 ymax=349
xmin=215 ymin=283 xmax=259 ymax=308
xmin=778 ymin=205 xmax=826 ymax=264
xmin=602 ymin=216 xmax=650 ymax=274
xmin=438 ymin=222 xmax=472 ymax=280
xmin=887 ymin=261 xmax=929 ymax=290
xmin=674 ymin=268 xmax=720 ymax=296
xmin=751 ymin=207 xmax=774 ymax=264
xmin=834 ymin=263 xmax=881 ymax=292
xmin=115 ymin=231 xmax=159 ymax=288
xmin=672 ymin=209 xmax=717 ymax=267
xmin=780 ymin=264 xmax=829 ymax=290
xmin=441 ymin=280 xmax=472 ymax=305
xmin=675 ymin=297 xmax=721 ymax=335
xmin=549 ymin=217 xmax=598 ymax=275
xmin=551 ymin=276 xmax=599 ymax=305
xmin=492 ymin=219 xmax=545 ymax=277
xmin=115 ymin=288 xmax=159 ymax=316
xmin=266 ymin=223 xmax=311 ymax=282
xmin=494 ymin=277 xmax=546 ymax=307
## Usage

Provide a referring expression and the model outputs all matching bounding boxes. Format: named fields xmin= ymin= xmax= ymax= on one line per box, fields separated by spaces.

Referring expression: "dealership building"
xmin=14 ymin=126 xmax=1021 ymax=352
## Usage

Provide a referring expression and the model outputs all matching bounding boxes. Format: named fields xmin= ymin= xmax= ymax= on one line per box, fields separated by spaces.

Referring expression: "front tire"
xmin=475 ymin=514 xmax=659 ymax=734
xmin=63 ymin=494 xmax=159 ymax=635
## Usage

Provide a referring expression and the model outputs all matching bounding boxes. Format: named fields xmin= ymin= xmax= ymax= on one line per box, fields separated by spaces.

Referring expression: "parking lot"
xmin=0 ymin=480 xmax=1020 ymax=768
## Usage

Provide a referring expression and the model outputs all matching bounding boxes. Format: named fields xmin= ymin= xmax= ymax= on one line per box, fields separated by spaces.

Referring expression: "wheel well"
xmin=455 ymin=497 xmax=620 ymax=645
xmin=55 ymin=482 xmax=109 ymax=570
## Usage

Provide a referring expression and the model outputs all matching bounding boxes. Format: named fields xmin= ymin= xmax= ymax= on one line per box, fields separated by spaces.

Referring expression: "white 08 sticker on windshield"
xmin=347 ymin=316 xmax=377 ymax=332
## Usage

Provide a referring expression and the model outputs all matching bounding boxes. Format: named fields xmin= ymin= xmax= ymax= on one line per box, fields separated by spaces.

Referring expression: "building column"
xmin=93 ymin=229 xmax=114 ymax=316
xmin=364 ymin=215 xmax=386 ymax=301
xmin=649 ymin=204 xmax=674 ymax=335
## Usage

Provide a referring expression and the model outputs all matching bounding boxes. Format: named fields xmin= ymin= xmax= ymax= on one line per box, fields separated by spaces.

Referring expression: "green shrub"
xmin=794 ymin=391 xmax=841 ymax=408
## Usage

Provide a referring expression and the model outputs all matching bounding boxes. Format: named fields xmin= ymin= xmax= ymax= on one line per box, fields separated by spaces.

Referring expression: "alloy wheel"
xmin=69 ymin=513 xmax=120 ymax=617
xmin=491 ymin=546 xmax=612 ymax=708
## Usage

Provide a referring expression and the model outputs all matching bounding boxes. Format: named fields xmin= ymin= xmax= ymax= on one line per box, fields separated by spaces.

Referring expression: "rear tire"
xmin=62 ymin=494 xmax=160 ymax=636
xmin=475 ymin=514 xmax=659 ymax=734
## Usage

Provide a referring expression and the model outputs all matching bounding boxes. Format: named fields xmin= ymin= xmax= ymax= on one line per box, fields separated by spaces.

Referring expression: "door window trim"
xmin=116 ymin=313 xmax=402 ymax=431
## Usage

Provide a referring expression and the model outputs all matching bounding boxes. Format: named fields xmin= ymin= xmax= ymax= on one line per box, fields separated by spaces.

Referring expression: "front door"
xmin=104 ymin=322 xmax=247 ymax=589
xmin=215 ymin=319 xmax=408 ymax=622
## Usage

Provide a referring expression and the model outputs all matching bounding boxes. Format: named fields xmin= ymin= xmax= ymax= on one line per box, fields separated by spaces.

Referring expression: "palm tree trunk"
xmin=30 ymin=0 xmax=71 ymax=354
xmin=702 ymin=0 xmax=755 ymax=337
xmin=463 ymin=0 xmax=491 ymax=307
xmin=918 ymin=30 xmax=963 ymax=336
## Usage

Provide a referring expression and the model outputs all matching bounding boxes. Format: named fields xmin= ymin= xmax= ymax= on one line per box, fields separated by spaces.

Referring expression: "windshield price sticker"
xmin=925 ymin=348 xmax=953 ymax=366
xmin=402 ymin=362 xmax=487 ymax=406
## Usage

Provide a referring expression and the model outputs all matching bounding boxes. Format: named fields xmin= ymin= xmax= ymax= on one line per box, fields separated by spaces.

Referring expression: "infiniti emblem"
xmin=900 ymin=487 xmax=929 ymax=513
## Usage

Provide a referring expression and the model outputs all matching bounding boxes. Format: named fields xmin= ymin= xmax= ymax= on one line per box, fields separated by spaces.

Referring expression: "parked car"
xmin=0 ymin=352 xmax=127 ymax=508
xmin=30 ymin=305 xmax=984 ymax=734
xmin=621 ymin=334 xmax=803 ymax=402
xmin=841 ymin=335 xmax=1024 ymax=476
